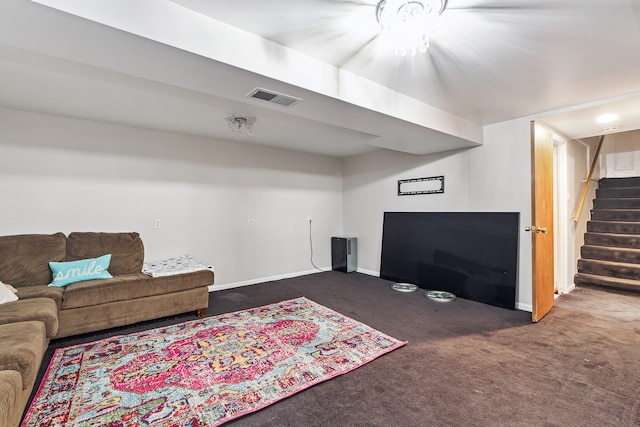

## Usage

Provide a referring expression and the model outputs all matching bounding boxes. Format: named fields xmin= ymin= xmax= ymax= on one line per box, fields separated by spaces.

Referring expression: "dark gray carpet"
xmin=34 ymin=271 xmax=640 ymax=426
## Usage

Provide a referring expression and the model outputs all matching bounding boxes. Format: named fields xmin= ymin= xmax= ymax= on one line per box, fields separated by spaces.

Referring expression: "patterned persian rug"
xmin=23 ymin=297 xmax=406 ymax=426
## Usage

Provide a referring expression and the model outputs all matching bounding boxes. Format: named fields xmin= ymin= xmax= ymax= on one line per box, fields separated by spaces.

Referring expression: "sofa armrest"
xmin=0 ymin=298 xmax=58 ymax=338
xmin=0 ymin=321 xmax=47 ymax=390
xmin=0 ymin=370 xmax=22 ymax=427
xmin=15 ymin=286 xmax=64 ymax=310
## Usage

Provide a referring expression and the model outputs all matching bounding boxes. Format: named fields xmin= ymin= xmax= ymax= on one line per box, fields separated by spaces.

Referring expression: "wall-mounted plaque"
xmin=397 ymin=176 xmax=444 ymax=196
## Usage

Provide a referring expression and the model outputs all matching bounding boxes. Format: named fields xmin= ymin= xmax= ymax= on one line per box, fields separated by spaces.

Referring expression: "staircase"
xmin=574 ymin=176 xmax=640 ymax=294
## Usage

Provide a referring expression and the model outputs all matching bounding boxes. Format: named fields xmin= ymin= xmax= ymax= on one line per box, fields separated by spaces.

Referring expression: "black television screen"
xmin=380 ymin=212 xmax=520 ymax=309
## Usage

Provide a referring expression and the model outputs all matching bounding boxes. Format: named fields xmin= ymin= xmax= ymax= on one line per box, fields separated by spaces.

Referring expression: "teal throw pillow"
xmin=48 ymin=254 xmax=113 ymax=287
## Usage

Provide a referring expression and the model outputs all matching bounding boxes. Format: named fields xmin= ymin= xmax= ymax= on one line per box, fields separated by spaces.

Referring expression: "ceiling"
xmin=1 ymin=0 xmax=639 ymax=157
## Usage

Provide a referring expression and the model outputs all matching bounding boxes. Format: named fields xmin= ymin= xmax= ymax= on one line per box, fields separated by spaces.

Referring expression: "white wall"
xmin=599 ymin=130 xmax=640 ymax=177
xmin=566 ymin=138 xmax=596 ymax=292
xmin=467 ymin=119 xmax=532 ymax=310
xmin=342 ymin=148 xmax=471 ymax=275
xmin=1 ymin=107 xmax=537 ymax=309
xmin=0 ymin=108 xmax=344 ymax=287
xmin=343 ymin=118 xmax=534 ymax=311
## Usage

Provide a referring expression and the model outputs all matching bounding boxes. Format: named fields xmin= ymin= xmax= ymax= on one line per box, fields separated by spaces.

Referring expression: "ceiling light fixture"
xmin=226 ymin=114 xmax=255 ymax=139
xmin=376 ymin=0 xmax=448 ymax=56
xmin=596 ymin=113 xmax=619 ymax=124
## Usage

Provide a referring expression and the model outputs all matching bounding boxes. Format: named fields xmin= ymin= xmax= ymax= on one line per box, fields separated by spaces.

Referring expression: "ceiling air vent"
xmin=246 ymin=88 xmax=301 ymax=107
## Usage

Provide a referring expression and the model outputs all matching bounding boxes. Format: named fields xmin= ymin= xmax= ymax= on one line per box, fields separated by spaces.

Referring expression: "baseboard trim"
xmin=356 ymin=268 xmax=379 ymax=277
xmin=208 ymin=267 xmax=331 ymax=292
xmin=558 ymin=284 xmax=576 ymax=294
xmin=516 ymin=302 xmax=532 ymax=312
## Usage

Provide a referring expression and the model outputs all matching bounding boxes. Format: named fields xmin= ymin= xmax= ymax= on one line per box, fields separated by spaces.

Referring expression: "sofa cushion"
xmin=0 ymin=233 xmax=67 ymax=287
xmin=0 ymin=321 xmax=47 ymax=389
xmin=0 ymin=298 xmax=59 ymax=338
xmin=49 ymin=254 xmax=113 ymax=287
xmin=0 ymin=370 xmax=21 ymax=426
xmin=66 ymin=232 xmax=144 ymax=275
xmin=61 ymin=270 xmax=214 ymax=310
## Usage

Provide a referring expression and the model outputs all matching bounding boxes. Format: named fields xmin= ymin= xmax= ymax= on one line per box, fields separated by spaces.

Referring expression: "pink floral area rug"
xmin=23 ymin=297 xmax=406 ymax=426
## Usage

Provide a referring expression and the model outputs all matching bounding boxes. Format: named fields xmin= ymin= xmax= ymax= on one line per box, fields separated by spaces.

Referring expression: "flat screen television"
xmin=380 ymin=212 xmax=520 ymax=309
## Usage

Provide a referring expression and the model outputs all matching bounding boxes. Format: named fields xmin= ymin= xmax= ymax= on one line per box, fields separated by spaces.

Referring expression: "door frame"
xmin=553 ymin=134 xmax=571 ymax=294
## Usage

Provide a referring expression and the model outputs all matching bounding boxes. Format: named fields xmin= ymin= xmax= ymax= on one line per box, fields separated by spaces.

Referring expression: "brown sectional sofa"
xmin=0 ymin=232 xmax=214 ymax=427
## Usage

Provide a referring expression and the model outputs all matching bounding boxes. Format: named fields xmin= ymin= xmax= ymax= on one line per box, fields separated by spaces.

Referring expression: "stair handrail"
xmin=572 ymin=135 xmax=605 ymax=223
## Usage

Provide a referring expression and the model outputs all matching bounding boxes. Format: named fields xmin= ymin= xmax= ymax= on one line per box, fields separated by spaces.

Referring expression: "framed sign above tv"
xmin=397 ymin=176 xmax=444 ymax=196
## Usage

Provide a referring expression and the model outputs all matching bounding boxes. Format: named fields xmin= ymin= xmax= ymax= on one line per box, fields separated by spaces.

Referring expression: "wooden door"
xmin=531 ymin=122 xmax=555 ymax=322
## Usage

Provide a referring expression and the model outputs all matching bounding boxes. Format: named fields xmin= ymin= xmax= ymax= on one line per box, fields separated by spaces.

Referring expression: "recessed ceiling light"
xmin=596 ymin=113 xmax=619 ymax=124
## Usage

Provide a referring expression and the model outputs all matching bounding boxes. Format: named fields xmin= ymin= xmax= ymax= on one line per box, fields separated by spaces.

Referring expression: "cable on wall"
xmin=309 ymin=219 xmax=324 ymax=272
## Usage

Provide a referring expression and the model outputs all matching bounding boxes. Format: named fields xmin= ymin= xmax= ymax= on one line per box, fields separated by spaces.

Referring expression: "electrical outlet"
xmin=154 ymin=219 xmax=161 ymax=229
xmin=247 ymin=219 xmax=256 ymax=225
xmin=307 ymin=216 xmax=312 ymax=222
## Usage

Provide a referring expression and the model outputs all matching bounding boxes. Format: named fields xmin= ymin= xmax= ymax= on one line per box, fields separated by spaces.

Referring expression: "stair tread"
xmin=593 ymin=208 xmax=640 ymax=211
xmin=595 ymin=197 xmax=640 ymax=200
xmin=575 ymin=273 xmax=640 ymax=286
xmin=597 ymin=195 xmax=640 ymax=198
xmin=585 ymin=231 xmax=640 ymax=238
xmin=579 ymin=258 xmax=640 ymax=268
xmin=589 ymin=220 xmax=640 ymax=224
xmin=583 ymin=244 xmax=640 ymax=253
xmin=597 ymin=197 xmax=640 ymax=201
xmin=587 ymin=221 xmax=640 ymax=234
xmin=592 ymin=211 xmax=640 ymax=215
xmin=599 ymin=177 xmax=640 ymax=188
